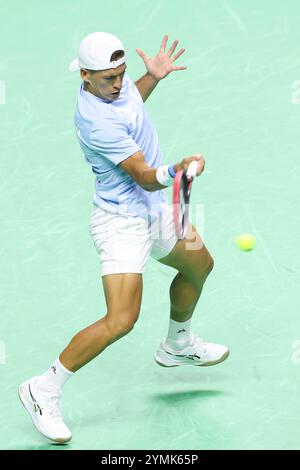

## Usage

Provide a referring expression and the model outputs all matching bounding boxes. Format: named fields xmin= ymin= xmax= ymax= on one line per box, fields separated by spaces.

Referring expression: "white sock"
xmin=36 ymin=357 xmax=74 ymax=392
xmin=165 ymin=318 xmax=192 ymax=349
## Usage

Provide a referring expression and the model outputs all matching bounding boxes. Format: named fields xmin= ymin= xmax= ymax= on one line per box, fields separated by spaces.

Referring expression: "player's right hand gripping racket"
xmin=173 ymin=160 xmax=198 ymax=239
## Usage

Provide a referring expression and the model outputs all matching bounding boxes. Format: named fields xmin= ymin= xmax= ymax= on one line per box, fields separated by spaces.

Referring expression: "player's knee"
xmin=190 ymin=254 xmax=214 ymax=287
xmin=201 ymin=254 xmax=214 ymax=280
xmin=118 ymin=317 xmax=136 ymax=335
xmin=106 ymin=311 xmax=139 ymax=337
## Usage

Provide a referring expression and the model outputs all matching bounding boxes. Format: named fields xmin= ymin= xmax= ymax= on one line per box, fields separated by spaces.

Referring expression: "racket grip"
xmin=186 ymin=160 xmax=198 ymax=179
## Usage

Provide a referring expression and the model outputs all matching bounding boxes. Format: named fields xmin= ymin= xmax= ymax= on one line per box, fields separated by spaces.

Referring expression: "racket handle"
xmin=186 ymin=160 xmax=198 ymax=179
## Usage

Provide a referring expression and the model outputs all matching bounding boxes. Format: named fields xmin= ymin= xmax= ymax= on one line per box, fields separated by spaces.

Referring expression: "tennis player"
xmin=18 ymin=32 xmax=229 ymax=443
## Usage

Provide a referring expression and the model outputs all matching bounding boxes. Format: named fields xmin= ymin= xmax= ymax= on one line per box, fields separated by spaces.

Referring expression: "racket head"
xmin=173 ymin=170 xmax=192 ymax=239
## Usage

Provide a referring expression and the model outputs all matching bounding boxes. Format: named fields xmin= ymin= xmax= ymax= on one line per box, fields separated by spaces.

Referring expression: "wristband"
xmin=156 ymin=165 xmax=174 ymax=186
xmin=168 ymin=164 xmax=176 ymax=178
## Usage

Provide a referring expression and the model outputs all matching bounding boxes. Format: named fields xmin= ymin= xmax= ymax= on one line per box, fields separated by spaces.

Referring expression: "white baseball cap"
xmin=69 ymin=32 xmax=126 ymax=72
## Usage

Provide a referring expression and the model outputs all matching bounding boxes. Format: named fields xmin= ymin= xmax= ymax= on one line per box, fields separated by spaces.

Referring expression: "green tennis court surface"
xmin=0 ymin=0 xmax=300 ymax=450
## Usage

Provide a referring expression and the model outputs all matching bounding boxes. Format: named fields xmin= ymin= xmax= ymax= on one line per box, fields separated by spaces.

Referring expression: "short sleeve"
xmin=89 ymin=117 xmax=141 ymax=166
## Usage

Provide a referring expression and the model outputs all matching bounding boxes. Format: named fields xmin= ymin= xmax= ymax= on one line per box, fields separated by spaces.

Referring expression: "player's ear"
xmin=80 ymin=69 xmax=91 ymax=84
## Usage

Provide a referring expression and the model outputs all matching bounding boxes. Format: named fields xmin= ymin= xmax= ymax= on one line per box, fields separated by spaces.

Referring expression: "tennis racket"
xmin=173 ymin=160 xmax=198 ymax=239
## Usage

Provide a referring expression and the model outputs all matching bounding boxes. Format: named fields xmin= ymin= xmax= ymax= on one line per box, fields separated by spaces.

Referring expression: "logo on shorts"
xmin=51 ymin=366 xmax=57 ymax=375
xmin=177 ymin=329 xmax=186 ymax=334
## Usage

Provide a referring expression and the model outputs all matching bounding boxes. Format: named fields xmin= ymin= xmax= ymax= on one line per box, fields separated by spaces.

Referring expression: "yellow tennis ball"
xmin=235 ymin=234 xmax=256 ymax=251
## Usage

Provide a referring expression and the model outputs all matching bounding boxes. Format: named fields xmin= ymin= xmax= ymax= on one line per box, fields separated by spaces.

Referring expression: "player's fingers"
xmin=136 ymin=48 xmax=148 ymax=61
xmin=184 ymin=155 xmax=203 ymax=163
xmin=160 ymin=34 xmax=168 ymax=52
xmin=179 ymin=155 xmax=204 ymax=173
xmin=197 ymin=159 xmax=205 ymax=175
xmin=192 ymin=154 xmax=204 ymax=160
xmin=184 ymin=156 xmax=205 ymax=176
xmin=172 ymin=66 xmax=187 ymax=71
xmin=167 ymin=39 xmax=179 ymax=56
xmin=171 ymin=48 xmax=186 ymax=61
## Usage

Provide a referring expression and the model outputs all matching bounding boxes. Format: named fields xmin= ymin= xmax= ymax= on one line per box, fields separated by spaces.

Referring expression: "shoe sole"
xmin=154 ymin=348 xmax=230 ymax=367
xmin=18 ymin=384 xmax=71 ymax=444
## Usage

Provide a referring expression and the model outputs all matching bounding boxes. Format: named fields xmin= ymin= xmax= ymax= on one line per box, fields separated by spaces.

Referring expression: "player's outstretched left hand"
xmin=136 ymin=34 xmax=187 ymax=81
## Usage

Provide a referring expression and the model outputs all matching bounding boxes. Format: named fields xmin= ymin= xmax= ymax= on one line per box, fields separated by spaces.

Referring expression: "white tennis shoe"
xmin=154 ymin=334 xmax=230 ymax=367
xmin=18 ymin=376 xmax=72 ymax=444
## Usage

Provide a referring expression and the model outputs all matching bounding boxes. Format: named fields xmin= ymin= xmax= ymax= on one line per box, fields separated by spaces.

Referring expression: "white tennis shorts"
xmin=88 ymin=203 xmax=179 ymax=276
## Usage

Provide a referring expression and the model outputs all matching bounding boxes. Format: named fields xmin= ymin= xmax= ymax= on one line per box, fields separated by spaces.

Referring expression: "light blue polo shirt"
xmin=74 ymin=73 xmax=167 ymax=218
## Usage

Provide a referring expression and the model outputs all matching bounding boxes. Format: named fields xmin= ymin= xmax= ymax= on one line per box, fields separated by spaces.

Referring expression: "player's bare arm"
xmin=134 ymin=34 xmax=187 ymax=102
xmin=120 ymin=151 xmax=206 ymax=191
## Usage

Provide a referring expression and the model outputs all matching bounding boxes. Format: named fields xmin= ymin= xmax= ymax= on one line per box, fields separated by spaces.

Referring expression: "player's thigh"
xmin=102 ymin=273 xmax=143 ymax=325
xmin=157 ymin=223 xmax=214 ymax=283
